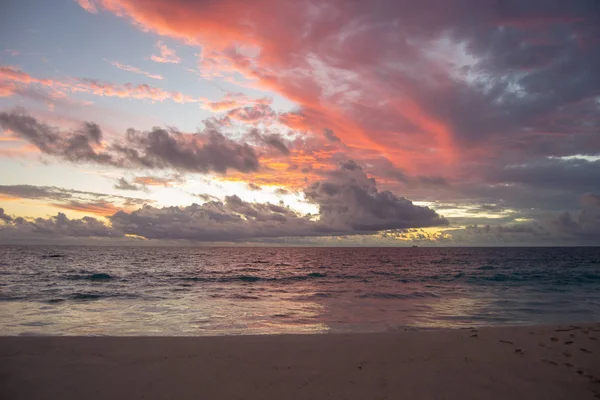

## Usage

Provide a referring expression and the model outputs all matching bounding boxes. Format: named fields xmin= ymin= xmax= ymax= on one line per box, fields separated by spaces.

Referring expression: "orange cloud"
xmin=52 ymin=200 xmax=122 ymax=216
xmin=133 ymin=176 xmax=182 ymax=187
xmin=201 ymin=92 xmax=271 ymax=112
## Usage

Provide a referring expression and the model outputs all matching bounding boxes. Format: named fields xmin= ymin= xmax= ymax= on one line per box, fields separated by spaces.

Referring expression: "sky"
xmin=0 ymin=0 xmax=599 ymax=246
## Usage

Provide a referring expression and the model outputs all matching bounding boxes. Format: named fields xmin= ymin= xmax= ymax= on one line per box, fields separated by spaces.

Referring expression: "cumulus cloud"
xmin=0 ymin=160 xmax=447 ymax=242
xmin=112 ymin=126 xmax=260 ymax=173
xmin=305 ymin=160 xmax=448 ymax=231
xmin=109 ymin=197 xmax=317 ymax=241
xmin=0 ymin=110 xmax=261 ymax=174
xmin=0 ymin=212 xmax=120 ymax=239
xmin=109 ymin=160 xmax=447 ymax=241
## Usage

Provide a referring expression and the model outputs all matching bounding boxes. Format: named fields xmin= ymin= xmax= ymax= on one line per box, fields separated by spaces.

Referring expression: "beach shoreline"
xmin=2 ymin=323 xmax=599 ymax=399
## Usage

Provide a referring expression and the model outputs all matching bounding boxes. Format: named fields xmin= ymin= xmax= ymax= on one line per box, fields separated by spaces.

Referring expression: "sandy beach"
xmin=1 ymin=323 xmax=599 ymax=400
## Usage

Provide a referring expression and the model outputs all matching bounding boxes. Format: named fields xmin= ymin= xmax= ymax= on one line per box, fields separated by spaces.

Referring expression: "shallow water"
xmin=1 ymin=246 xmax=599 ymax=335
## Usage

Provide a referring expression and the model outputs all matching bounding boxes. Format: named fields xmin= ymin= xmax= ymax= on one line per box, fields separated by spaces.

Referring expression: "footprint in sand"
xmin=564 ymin=363 xmax=573 ymax=368
xmin=514 ymin=349 xmax=524 ymax=355
xmin=550 ymin=337 xmax=560 ymax=342
xmin=564 ymin=341 xmax=574 ymax=345
xmin=580 ymin=348 xmax=593 ymax=354
xmin=499 ymin=340 xmax=513 ymax=345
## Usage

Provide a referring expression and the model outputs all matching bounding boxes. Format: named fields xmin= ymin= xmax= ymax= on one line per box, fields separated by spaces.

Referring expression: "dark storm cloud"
xmin=0 ymin=111 xmax=112 ymax=164
xmin=305 ymin=160 xmax=448 ymax=231
xmin=487 ymin=158 xmax=600 ymax=194
xmin=109 ymin=197 xmax=318 ymax=241
xmin=112 ymin=127 xmax=260 ymax=173
xmin=0 ymin=110 xmax=261 ymax=174
xmin=549 ymin=198 xmax=600 ymax=240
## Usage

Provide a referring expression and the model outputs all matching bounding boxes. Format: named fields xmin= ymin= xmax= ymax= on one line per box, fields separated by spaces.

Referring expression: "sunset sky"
xmin=0 ymin=0 xmax=599 ymax=245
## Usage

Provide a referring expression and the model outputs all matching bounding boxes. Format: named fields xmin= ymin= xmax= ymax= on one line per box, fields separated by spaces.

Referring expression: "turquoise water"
xmin=1 ymin=246 xmax=599 ymax=335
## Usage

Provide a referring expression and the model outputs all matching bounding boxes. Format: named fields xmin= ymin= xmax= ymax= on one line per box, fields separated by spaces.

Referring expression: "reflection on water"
xmin=1 ymin=297 xmax=329 ymax=336
xmin=1 ymin=246 xmax=599 ymax=335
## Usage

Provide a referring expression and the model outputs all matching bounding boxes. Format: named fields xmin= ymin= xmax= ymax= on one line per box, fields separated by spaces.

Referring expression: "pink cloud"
xmin=201 ymin=92 xmax=271 ymax=112
xmin=75 ymin=0 xmax=98 ymax=14
xmin=1 ymin=65 xmax=201 ymax=104
xmin=110 ymin=61 xmax=164 ymax=80
xmin=150 ymin=41 xmax=181 ymax=64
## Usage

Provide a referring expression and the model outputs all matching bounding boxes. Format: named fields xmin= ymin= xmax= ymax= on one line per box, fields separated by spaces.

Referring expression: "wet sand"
xmin=1 ymin=323 xmax=599 ymax=399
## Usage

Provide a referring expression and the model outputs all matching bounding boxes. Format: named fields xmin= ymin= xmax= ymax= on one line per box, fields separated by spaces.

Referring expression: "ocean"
xmin=1 ymin=246 xmax=599 ymax=336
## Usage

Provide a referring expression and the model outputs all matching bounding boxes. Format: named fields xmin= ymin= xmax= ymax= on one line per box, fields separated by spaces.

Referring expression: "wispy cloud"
xmin=109 ymin=61 xmax=163 ymax=80
xmin=150 ymin=41 xmax=181 ymax=64
xmin=0 ymin=65 xmax=271 ymax=109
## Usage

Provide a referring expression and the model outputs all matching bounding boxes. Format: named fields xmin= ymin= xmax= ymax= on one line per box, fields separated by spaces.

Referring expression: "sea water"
xmin=1 ymin=246 xmax=599 ymax=335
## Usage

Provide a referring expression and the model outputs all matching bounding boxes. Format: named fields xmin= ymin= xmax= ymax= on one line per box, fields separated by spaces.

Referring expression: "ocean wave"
xmin=179 ymin=272 xmax=328 ymax=283
xmin=229 ymin=294 xmax=260 ymax=300
xmin=70 ymin=293 xmax=104 ymax=300
xmin=359 ymin=291 xmax=440 ymax=300
xmin=65 ymin=273 xmax=114 ymax=281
